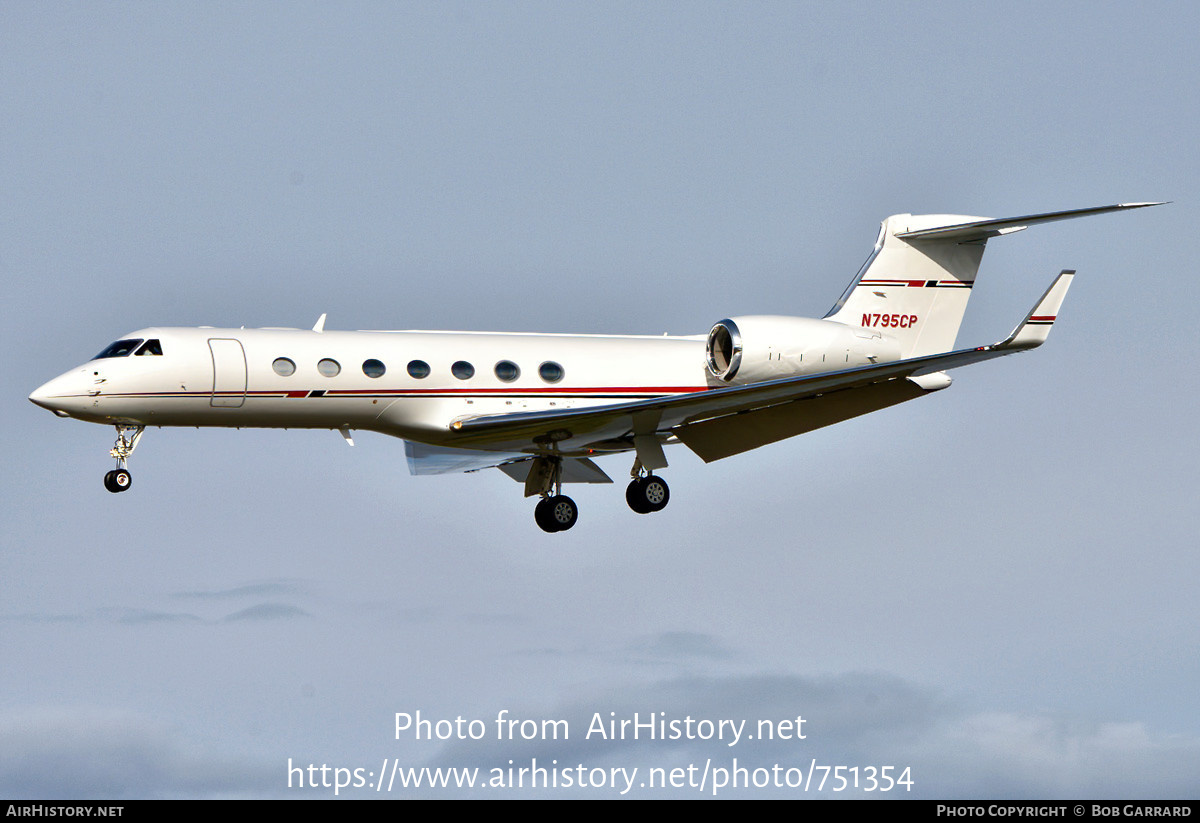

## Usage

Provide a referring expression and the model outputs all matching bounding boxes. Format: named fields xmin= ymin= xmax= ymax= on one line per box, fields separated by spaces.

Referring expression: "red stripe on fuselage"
xmin=108 ymin=386 xmax=710 ymax=400
xmin=323 ymin=385 xmax=708 ymax=396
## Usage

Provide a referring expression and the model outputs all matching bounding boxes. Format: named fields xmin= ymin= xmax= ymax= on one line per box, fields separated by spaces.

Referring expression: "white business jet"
xmin=29 ymin=203 xmax=1158 ymax=532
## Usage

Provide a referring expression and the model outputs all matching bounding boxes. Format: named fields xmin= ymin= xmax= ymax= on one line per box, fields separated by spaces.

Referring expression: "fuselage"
xmin=29 ymin=319 xmax=897 ymax=454
xmin=30 ymin=326 xmax=716 ymax=446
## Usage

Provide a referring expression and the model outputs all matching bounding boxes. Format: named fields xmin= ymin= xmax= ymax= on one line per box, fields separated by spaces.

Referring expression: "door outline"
xmin=208 ymin=338 xmax=247 ymax=408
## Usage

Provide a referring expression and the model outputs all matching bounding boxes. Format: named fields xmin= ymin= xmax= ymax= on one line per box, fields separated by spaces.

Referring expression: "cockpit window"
xmin=134 ymin=339 xmax=163 ymax=356
xmin=92 ymin=339 xmax=143 ymax=359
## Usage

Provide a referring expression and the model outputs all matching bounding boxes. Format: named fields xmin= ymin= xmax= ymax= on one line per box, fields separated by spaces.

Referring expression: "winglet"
xmin=313 ymin=313 xmax=327 ymax=333
xmin=998 ymin=270 xmax=1075 ymax=350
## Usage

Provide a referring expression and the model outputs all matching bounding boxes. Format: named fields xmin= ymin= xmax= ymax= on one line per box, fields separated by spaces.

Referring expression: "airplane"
xmin=29 ymin=202 xmax=1160 ymax=532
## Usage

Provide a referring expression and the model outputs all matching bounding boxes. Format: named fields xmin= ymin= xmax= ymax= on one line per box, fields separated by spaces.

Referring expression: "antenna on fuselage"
xmin=312 ymin=313 xmax=327 ymax=333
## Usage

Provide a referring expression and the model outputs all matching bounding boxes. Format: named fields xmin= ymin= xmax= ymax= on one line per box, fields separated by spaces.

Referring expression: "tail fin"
xmin=825 ymin=203 xmax=1161 ymax=358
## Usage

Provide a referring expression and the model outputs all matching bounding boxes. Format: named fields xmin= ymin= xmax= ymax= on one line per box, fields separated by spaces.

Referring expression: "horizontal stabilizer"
xmin=895 ymin=202 xmax=1163 ymax=243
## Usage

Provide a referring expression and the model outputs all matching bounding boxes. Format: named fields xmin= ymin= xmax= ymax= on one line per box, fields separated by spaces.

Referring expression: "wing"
xmin=441 ymin=271 xmax=1075 ymax=464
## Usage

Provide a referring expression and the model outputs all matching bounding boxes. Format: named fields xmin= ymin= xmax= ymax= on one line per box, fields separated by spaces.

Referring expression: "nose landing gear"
xmin=104 ymin=424 xmax=144 ymax=494
xmin=103 ymin=468 xmax=132 ymax=493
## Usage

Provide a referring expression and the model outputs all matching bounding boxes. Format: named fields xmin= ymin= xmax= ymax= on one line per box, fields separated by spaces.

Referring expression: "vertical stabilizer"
xmin=825 ymin=213 xmax=988 ymax=358
xmin=824 ymin=202 xmax=1162 ymax=358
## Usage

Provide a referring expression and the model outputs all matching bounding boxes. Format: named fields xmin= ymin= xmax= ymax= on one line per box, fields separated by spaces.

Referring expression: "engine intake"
xmin=706 ymin=319 xmax=743 ymax=381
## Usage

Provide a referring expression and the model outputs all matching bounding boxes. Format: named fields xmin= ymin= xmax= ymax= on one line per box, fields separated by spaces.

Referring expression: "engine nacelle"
xmin=705 ymin=315 xmax=902 ymax=385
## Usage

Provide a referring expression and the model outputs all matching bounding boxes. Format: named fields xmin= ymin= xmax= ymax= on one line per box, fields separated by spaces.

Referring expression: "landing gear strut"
xmin=104 ymin=424 xmax=143 ymax=494
xmin=530 ymin=455 xmax=578 ymax=533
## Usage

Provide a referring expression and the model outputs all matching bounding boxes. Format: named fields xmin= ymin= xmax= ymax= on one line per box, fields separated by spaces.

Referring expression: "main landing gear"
xmin=529 ymin=457 xmax=673 ymax=531
xmin=103 ymin=424 xmax=144 ymax=494
xmin=534 ymin=495 xmax=578 ymax=533
xmin=626 ymin=473 xmax=670 ymax=514
xmin=529 ymin=455 xmax=579 ymax=533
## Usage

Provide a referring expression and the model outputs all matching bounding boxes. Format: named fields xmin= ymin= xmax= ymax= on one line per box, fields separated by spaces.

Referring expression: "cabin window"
xmin=407 ymin=360 xmax=431 ymax=379
xmin=92 ymin=339 xmax=143 ymax=359
xmin=272 ymin=357 xmax=296 ymax=377
xmin=317 ymin=358 xmax=341 ymax=377
xmin=362 ymin=359 xmax=386 ymax=378
xmin=451 ymin=361 xmax=475 ymax=380
xmin=134 ymin=339 xmax=163 ymax=356
xmin=539 ymin=361 xmax=564 ymax=383
xmin=494 ymin=360 xmax=520 ymax=382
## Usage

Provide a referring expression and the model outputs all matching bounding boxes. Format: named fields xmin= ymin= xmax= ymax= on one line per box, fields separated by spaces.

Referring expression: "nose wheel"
xmin=104 ymin=468 xmax=132 ymax=493
xmin=103 ymin=424 xmax=144 ymax=494
xmin=626 ymin=474 xmax=669 ymax=514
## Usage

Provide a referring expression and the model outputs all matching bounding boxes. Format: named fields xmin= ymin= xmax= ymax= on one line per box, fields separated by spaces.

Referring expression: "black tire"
xmin=103 ymin=470 xmax=118 ymax=493
xmin=626 ymin=478 xmax=650 ymax=513
xmin=111 ymin=468 xmax=132 ymax=493
xmin=534 ymin=498 xmax=560 ymax=533
xmin=626 ymin=476 xmax=669 ymax=513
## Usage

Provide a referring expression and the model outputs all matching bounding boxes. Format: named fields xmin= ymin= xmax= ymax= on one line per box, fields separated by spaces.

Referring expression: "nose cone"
xmin=30 ymin=371 xmax=87 ymax=417
xmin=29 ymin=380 xmax=59 ymax=410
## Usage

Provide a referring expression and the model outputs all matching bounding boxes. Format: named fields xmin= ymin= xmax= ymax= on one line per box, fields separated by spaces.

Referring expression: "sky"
xmin=2 ymin=1 xmax=1197 ymax=799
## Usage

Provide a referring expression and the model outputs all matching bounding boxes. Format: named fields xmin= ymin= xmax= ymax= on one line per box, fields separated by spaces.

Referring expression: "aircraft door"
xmin=208 ymin=338 xmax=247 ymax=408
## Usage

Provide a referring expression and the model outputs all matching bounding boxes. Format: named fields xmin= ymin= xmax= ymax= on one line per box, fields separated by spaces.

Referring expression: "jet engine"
xmin=705 ymin=315 xmax=901 ymax=385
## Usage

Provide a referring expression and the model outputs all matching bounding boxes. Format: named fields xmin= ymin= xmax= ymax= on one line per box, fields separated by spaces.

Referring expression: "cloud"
xmin=507 ymin=631 xmax=736 ymax=668
xmin=403 ymin=671 xmax=1199 ymax=798
xmin=0 ymin=708 xmax=274 ymax=799
xmin=2 ymin=604 xmax=307 ymax=626
xmin=9 ymin=673 xmax=1194 ymax=798
xmin=625 ymin=631 xmax=736 ymax=663
xmin=2 ymin=608 xmax=203 ymax=625
xmin=920 ymin=712 xmax=1200 ymax=799
xmin=222 ymin=603 xmax=311 ymax=622
xmin=103 ymin=608 xmax=205 ymax=625
xmin=172 ymin=580 xmax=309 ymax=600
